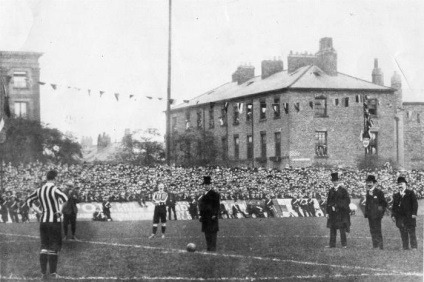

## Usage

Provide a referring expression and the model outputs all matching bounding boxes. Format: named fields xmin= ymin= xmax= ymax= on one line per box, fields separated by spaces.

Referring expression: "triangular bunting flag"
xmin=158 ymin=97 xmax=163 ymax=101
xmin=129 ymin=95 xmax=134 ymax=99
xmin=183 ymin=100 xmax=189 ymax=103
xmin=146 ymin=96 xmax=152 ymax=99
xmin=51 ymin=84 xmax=57 ymax=90
xmin=114 ymin=93 xmax=120 ymax=101
xmin=237 ymin=103 xmax=244 ymax=114
xmin=38 ymin=81 xmax=46 ymax=85
xmin=0 ymin=118 xmax=4 ymax=132
xmin=100 ymin=91 xmax=105 ymax=97
xmin=88 ymin=89 xmax=91 ymax=96
xmin=169 ymin=99 xmax=174 ymax=105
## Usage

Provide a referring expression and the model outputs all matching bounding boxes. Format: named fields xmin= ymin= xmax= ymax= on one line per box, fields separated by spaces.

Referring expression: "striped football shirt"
xmin=27 ymin=182 xmax=68 ymax=223
xmin=152 ymin=191 xmax=168 ymax=205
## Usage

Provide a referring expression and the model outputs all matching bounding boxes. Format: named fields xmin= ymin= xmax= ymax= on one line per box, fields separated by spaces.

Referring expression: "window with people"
xmin=315 ymin=131 xmax=327 ymax=157
xmin=365 ymin=132 xmax=378 ymax=155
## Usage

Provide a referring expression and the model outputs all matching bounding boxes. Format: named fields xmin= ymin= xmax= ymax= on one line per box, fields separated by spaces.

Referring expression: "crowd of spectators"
xmin=1 ymin=162 xmax=424 ymax=209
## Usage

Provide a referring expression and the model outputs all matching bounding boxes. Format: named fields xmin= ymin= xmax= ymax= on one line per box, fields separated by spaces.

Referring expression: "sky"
xmin=1 ymin=0 xmax=424 ymax=143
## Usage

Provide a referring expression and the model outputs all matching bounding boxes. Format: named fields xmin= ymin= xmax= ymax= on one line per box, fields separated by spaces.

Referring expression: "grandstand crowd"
xmin=1 ymin=161 xmax=424 ymax=222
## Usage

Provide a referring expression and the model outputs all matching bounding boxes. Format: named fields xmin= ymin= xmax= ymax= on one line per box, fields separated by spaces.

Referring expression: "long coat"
xmin=392 ymin=189 xmax=418 ymax=228
xmin=326 ymin=186 xmax=351 ymax=230
xmin=365 ymin=188 xmax=387 ymax=219
xmin=199 ymin=189 xmax=220 ymax=233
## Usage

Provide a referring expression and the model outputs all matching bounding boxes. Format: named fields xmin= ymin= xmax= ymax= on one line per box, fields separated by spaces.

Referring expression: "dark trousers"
xmin=1 ymin=212 xmax=8 ymax=223
xmin=63 ymin=213 xmax=77 ymax=236
xmin=168 ymin=205 xmax=177 ymax=220
xmin=368 ymin=218 xmax=383 ymax=249
xmin=400 ymin=227 xmax=417 ymax=249
xmin=329 ymin=227 xmax=347 ymax=247
xmin=204 ymin=232 xmax=217 ymax=251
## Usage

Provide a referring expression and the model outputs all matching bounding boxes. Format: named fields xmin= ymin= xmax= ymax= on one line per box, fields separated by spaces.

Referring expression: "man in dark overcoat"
xmin=364 ymin=175 xmax=387 ymax=249
xmin=391 ymin=176 xmax=418 ymax=250
xmin=199 ymin=176 xmax=220 ymax=252
xmin=326 ymin=172 xmax=351 ymax=248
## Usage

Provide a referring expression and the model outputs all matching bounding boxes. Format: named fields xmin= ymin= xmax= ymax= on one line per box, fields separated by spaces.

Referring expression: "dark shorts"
xmin=153 ymin=205 xmax=167 ymax=224
xmin=40 ymin=222 xmax=62 ymax=252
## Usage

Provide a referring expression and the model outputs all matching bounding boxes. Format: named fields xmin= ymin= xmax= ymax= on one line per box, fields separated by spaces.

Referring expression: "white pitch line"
xmin=1 ymin=232 xmax=421 ymax=277
xmin=0 ymin=272 xmax=422 ymax=281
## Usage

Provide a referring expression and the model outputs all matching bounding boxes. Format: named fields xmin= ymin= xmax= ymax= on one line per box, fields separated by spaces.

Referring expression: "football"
xmin=186 ymin=243 xmax=196 ymax=252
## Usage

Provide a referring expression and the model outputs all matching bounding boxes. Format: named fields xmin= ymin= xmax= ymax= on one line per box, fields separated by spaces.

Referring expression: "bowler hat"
xmin=330 ymin=172 xmax=339 ymax=182
xmin=365 ymin=175 xmax=377 ymax=183
xmin=203 ymin=176 xmax=211 ymax=185
xmin=397 ymin=176 xmax=407 ymax=184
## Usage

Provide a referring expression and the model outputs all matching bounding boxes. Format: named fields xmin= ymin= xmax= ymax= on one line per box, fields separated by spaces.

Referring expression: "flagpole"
xmin=166 ymin=0 xmax=172 ymax=166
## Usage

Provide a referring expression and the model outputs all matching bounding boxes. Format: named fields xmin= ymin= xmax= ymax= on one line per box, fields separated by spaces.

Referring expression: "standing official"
xmin=26 ymin=170 xmax=68 ymax=279
xmin=326 ymin=172 xmax=351 ymax=248
xmin=148 ymin=183 xmax=168 ymax=239
xmin=391 ymin=177 xmax=418 ymax=250
xmin=199 ymin=176 xmax=220 ymax=252
xmin=102 ymin=197 xmax=113 ymax=221
xmin=167 ymin=188 xmax=177 ymax=221
xmin=62 ymin=182 xmax=80 ymax=240
xmin=364 ymin=175 xmax=387 ymax=249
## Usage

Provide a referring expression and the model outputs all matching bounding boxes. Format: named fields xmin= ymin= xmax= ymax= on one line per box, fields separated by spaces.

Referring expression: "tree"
xmin=0 ymin=118 xmax=82 ymax=165
xmin=115 ymin=128 xmax=165 ymax=165
xmin=172 ymin=129 xmax=218 ymax=166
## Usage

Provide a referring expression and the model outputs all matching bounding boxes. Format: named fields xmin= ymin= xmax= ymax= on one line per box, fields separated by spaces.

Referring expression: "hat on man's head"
xmin=330 ymin=172 xmax=339 ymax=182
xmin=397 ymin=176 xmax=407 ymax=184
xmin=365 ymin=175 xmax=377 ymax=183
xmin=202 ymin=176 xmax=211 ymax=185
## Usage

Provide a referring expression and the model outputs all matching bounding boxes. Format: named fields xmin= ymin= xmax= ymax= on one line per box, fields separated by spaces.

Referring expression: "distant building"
xmin=0 ymin=51 xmax=43 ymax=121
xmin=170 ymin=38 xmax=405 ymax=169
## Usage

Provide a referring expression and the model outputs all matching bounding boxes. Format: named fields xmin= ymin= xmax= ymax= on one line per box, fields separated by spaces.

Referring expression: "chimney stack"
xmin=232 ymin=65 xmax=255 ymax=85
xmin=261 ymin=59 xmax=284 ymax=79
xmin=372 ymin=58 xmax=384 ymax=86
xmin=315 ymin=37 xmax=337 ymax=76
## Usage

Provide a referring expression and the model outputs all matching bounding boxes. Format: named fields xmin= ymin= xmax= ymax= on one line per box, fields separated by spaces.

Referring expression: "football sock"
xmin=48 ymin=253 xmax=58 ymax=274
xmin=161 ymin=226 xmax=166 ymax=234
xmin=152 ymin=226 xmax=157 ymax=234
xmin=39 ymin=253 xmax=48 ymax=274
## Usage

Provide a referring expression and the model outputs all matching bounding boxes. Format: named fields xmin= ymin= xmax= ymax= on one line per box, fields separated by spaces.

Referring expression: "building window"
xmin=260 ymin=132 xmax=267 ymax=158
xmin=14 ymin=102 xmax=27 ymax=118
xmin=274 ymin=132 xmax=281 ymax=157
xmin=220 ymin=105 xmax=227 ymax=126
xmin=344 ymin=97 xmax=349 ymax=107
xmin=247 ymin=135 xmax=253 ymax=159
xmin=196 ymin=110 xmax=202 ymax=128
xmin=366 ymin=132 xmax=378 ymax=155
xmin=234 ymin=135 xmax=239 ymax=160
xmin=209 ymin=106 xmax=214 ymax=128
xmin=13 ymin=71 xmax=28 ymax=89
xmin=233 ymin=104 xmax=240 ymax=125
xmin=367 ymin=98 xmax=378 ymax=116
xmin=172 ymin=117 xmax=177 ymax=131
xmin=273 ymin=97 xmax=280 ymax=119
xmin=260 ymin=100 xmax=266 ymax=120
xmin=315 ymin=97 xmax=327 ymax=117
xmin=221 ymin=137 xmax=227 ymax=160
xmin=246 ymin=103 xmax=253 ymax=122
xmin=315 ymin=131 xmax=327 ymax=157
xmin=185 ymin=111 xmax=191 ymax=130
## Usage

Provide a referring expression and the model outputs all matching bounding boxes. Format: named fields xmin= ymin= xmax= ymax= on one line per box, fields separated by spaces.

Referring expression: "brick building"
xmin=0 ymin=51 xmax=43 ymax=121
xmin=170 ymin=38 xmax=404 ymax=169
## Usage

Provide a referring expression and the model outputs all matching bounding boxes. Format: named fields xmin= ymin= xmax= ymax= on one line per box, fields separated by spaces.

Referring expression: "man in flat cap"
xmin=364 ymin=175 xmax=387 ymax=249
xmin=326 ymin=172 xmax=351 ymax=248
xmin=198 ymin=176 xmax=220 ymax=251
xmin=391 ymin=176 xmax=418 ymax=250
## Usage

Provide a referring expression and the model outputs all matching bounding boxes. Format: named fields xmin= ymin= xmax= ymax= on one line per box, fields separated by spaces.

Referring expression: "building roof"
xmin=171 ymin=65 xmax=394 ymax=111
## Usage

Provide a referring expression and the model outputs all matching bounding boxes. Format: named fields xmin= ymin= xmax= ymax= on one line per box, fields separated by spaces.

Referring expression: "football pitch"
xmin=0 ymin=216 xmax=422 ymax=281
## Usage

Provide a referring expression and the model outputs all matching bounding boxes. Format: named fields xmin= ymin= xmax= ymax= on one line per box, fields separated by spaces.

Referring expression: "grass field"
xmin=0 ymin=216 xmax=422 ymax=281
